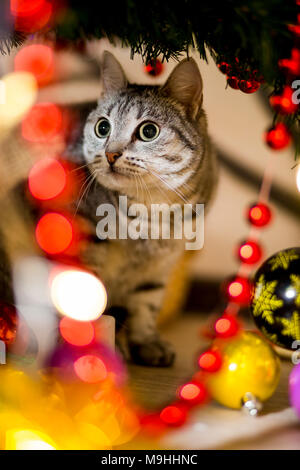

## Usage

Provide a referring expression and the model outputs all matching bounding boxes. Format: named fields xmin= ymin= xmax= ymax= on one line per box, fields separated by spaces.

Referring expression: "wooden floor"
xmin=125 ymin=313 xmax=300 ymax=449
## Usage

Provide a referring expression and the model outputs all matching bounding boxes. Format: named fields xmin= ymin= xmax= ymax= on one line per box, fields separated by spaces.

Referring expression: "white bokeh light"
xmin=51 ymin=269 xmax=107 ymax=321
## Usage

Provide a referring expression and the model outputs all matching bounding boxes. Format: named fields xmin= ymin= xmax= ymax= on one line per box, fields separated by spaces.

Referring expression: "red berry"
xmin=270 ymin=86 xmax=298 ymax=115
xmin=218 ymin=62 xmax=231 ymax=74
xmin=227 ymin=76 xmax=239 ymax=89
xmin=144 ymin=59 xmax=163 ymax=77
xmin=265 ymin=123 xmax=291 ymax=150
xmin=239 ymin=79 xmax=260 ymax=93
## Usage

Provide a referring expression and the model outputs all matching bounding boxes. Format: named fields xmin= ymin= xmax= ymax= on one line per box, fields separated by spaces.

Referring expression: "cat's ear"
xmin=102 ymin=51 xmax=127 ymax=93
xmin=162 ymin=58 xmax=203 ymax=118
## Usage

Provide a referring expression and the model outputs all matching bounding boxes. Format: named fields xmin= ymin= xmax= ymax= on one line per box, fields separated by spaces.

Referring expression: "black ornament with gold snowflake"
xmin=250 ymin=247 xmax=300 ymax=350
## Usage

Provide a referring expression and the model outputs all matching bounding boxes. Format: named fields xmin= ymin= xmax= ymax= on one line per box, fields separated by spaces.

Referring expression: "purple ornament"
xmin=289 ymin=363 xmax=300 ymax=418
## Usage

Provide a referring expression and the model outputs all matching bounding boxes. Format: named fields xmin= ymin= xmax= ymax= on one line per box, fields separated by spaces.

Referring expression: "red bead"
xmin=239 ymin=79 xmax=260 ymax=94
xmin=0 ymin=303 xmax=17 ymax=345
xmin=178 ymin=381 xmax=207 ymax=405
xmin=237 ymin=240 xmax=263 ymax=264
xmin=227 ymin=76 xmax=239 ymax=89
xmin=218 ymin=62 xmax=231 ymax=74
xmin=144 ymin=59 xmax=163 ymax=77
xmin=270 ymin=86 xmax=299 ymax=114
xmin=160 ymin=403 xmax=187 ymax=426
xmin=226 ymin=276 xmax=253 ymax=305
xmin=247 ymin=203 xmax=272 ymax=227
xmin=214 ymin=314 xmax=239 ymax=338
xmin=198 ymin=350 xmax=222 ymax=372
xmin=265 ymin=123 xmax=291 ymax=150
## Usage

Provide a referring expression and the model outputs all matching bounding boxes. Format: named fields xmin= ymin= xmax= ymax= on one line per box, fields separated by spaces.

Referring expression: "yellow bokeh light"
xmin=0 ymin=72 xmax=37 ymax=127
xmin=6 ymin=429 xmax=56 ymax=450
xmin=51 ymin=269 xmax=107 ymax=321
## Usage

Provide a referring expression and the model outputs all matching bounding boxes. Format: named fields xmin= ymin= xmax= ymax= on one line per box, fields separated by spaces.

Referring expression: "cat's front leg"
xmin=126 ymin=284 xmax=175 ymax=367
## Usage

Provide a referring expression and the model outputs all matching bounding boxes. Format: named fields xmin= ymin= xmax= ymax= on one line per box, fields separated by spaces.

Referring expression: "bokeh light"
xmin=15 ymin=45 xmax=54 ymax=86
xmin=238 ymin=240 xmax=262 ymax=264
xmin=265 ymin=122 xmax=291 ymax=150
xmin=28 ymin=158 xmax=66 ymax=200
xmin=6 ymin=429 xmax=56 ymax=450
xmin=0 ymin=72 xmax=37 ymax=127
xmin=11 ymin=0 xmax=53 ymax=34
xmin=226 ymin=276 xmax=253 ymax=305
xmin=35 ymin=213 xmax=73 ymax=254
xmin=22 ymin=103 xmax=63 ymax=143
xmin=59 ymin=317 xmax=95 ymax=347
xmin=198 ymin=350 xmax=222 ymax=372
xmin=214 ymin=313 xmax=239 ymax=338
xmin=51 ymin=269 xmax=107 ymax=321
xmin=178 ymin=382 xmax=207 ymax=404
xmin=247 ymin=202 xmax=272 ymax=227
xmin=74 ymin=354 xmax=107 ymax=383
xmin=160 ymin=404 xmax=187 ymax=426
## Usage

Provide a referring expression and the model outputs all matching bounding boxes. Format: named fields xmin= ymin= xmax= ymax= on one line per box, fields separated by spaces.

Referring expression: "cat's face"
xmin=83 ymin=52 xmax=204 ymax=196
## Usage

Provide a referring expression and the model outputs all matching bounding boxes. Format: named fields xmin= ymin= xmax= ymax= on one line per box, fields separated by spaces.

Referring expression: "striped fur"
xmin=78 ymin=53 xmax=217 ymax=366
xmin=0 ymin=51 xmax=217 ymax=367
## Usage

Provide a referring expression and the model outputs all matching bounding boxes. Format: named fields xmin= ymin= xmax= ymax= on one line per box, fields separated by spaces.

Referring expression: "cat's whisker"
xmin=147 ymin=167 xmax=201 ymax=216
xmin=71 ymin=162 xmax=91 ymax=173
xmin=74 ymin=170 xmax=97 ymax=215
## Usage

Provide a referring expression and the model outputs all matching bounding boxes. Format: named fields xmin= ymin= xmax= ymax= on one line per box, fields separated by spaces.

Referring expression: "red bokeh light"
xmin=15 ymin=45 xmax=54 ymax=86
xmin=226 ymin=276 xmax=253 ymax=305
xmin=265 ymin=122 xmax=291 ymax=150
xmin=160 ymin=404 xmax=187 ymax=426
xmin=59 ymin=317 xmax=95 ymax=347
xmin=74 ymin=354 xmax=107 ymax=383
xmin=237 ymin=240 xmax=263 ymax=264
xmin=28 ymin=158 xmax=66 ymax=201
xmin=22 ymin=103 xmax=63 ymax=143
xmin=11 ymin=0 xmax=52 ymax=34
xmin=178 ymin=382 xmax=207 ymax=405
xmin=270 ymin=86 xmax=299 ymax=115
xmin=198 ymin=350 xmax=222 ymax=372
xmin=214 ymin=313 xmax=239 ymax=338
xmin=247 ymin=203 xmax=272 ymax=227
xmin=144 ymin=59 xmax=164 ymax=77
xmin=35 ymin=212 xmax=73 ymax=254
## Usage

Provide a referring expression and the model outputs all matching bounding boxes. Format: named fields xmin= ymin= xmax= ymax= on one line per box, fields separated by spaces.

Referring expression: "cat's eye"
xmin=95 ymin=118 xmax=111 ymax=138
xmin=138 ymin=122 xmax=160 ymax=142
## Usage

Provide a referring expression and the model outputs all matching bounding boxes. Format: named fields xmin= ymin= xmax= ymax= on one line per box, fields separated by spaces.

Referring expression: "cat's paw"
xmin=129 ymin=338 xmax=175 ymax=367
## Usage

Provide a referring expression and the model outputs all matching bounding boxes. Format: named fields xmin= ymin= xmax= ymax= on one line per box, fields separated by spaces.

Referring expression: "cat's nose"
xmin=105 ymin=151 xmax=122 ymax=165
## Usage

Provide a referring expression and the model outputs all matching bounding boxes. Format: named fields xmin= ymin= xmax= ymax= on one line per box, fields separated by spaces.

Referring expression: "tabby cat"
xmin=0 ymin=51 xmax=217 ymax=367
xmin=75 ymin=52 xmax=217 ymax=366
